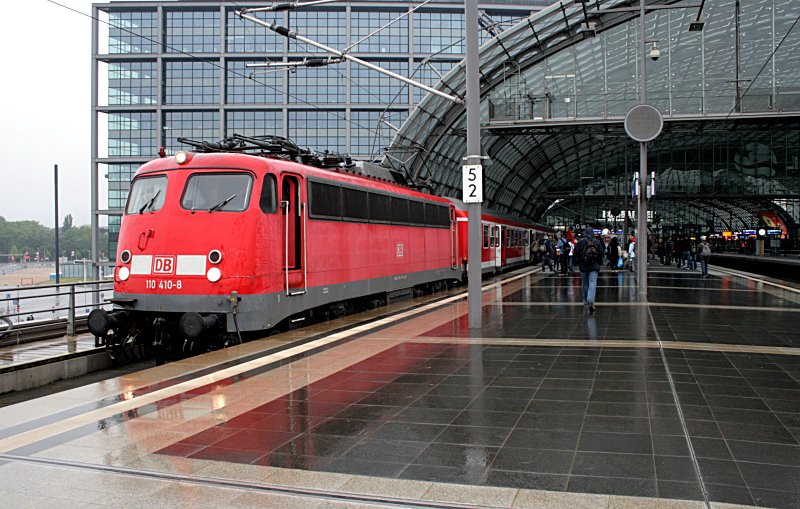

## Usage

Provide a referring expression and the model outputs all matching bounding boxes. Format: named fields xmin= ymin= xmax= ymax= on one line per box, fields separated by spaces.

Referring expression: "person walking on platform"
xmin=576 ymin=227 xmax=604 ymax=313
xmin=557 ymin=233 xmax=571 ymax=276
xmin=608 ymin=235 xmax=621 ymax=272
xmin=541 ymin=235 xmax=554 ymax=272
xmin=681 ymin=237 xmax=691 ymax=270
xmin=698 ymin=236 xmax=712 ymax=278
xmin=688 ymin=237 xmax=698 ymax=271
xmin=553 ymin=232 xmax=562 ymax=273
xmin=567 ymin=237 xmax=576 ymax=274
xmin=627 ymin=235 xmax=636 ymax=271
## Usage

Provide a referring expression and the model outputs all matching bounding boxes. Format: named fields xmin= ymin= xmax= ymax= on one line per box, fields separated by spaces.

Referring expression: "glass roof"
xmin=384 ymin=0 xmax=800 ymax=232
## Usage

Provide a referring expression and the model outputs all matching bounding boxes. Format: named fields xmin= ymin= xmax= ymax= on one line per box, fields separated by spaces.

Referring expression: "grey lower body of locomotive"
xmin=117 ymin=266 xmax=462 ymax=333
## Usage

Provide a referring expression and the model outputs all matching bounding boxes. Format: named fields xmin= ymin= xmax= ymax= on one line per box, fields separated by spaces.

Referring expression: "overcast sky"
xmin=0 ymin=0 xmax=101 ymax=227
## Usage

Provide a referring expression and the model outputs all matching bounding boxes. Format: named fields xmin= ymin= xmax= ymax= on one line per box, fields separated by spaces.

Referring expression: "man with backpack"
xmin=575 ymin=227 xmax=605 ymax=313
xmin=541 ymin=235 xmax=554 ymax=272
xmin=557 ymin=233 xmax=571 ymax=276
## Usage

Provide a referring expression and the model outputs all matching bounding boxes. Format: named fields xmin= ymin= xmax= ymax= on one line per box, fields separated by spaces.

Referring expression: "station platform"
xmin=0 ymin=264 xmax=797 ymax=509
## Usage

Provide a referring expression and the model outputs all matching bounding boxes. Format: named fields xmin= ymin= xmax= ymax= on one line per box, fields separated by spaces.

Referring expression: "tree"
xmin=0 ymin=219 xmax=102 ymax=263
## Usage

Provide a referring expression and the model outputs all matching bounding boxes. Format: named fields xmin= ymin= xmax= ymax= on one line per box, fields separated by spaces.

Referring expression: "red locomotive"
xmin=88 ymin=136 xmax=550 ymax=362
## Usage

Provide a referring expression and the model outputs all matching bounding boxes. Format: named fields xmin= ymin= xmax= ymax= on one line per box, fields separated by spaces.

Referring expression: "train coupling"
xmin=87 ymin=309 xmax=129 ymax=337
xmin=179 ymin=312 xmax=220 ymax=339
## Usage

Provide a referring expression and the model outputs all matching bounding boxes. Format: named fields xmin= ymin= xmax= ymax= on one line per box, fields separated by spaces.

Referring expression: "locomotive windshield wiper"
xmin=208 ymin=194 xmax=237 ymax=212
xmin=138 ymin=189 xmax=161 ymax=214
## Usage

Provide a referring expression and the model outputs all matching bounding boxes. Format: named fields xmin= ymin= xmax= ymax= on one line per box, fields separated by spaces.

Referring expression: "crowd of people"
xmin=655 ymin=235 xmax=712 ymax=278
xmin=531 ymin=228 xmax=713 ymax=313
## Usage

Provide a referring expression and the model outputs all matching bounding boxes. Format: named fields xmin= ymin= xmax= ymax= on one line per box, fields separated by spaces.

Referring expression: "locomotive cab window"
xmin=259 ymin=174 xmax=278 ymax=213
xmin=125 ymin=175 xmax=167 ymax=214
xmin=181 ymin=173 xmax=253 ymax=212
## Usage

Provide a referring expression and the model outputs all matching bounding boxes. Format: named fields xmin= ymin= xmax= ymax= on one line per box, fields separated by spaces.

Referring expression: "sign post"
xmin=464 ymin=0 xmax=482 ymax=329
xmin=624 ymin=103 xmax=662 ymax=301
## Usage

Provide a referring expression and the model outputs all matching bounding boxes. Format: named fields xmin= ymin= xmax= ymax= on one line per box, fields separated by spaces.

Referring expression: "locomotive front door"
xmin=281 ymin=174 xmax=306 ymax=295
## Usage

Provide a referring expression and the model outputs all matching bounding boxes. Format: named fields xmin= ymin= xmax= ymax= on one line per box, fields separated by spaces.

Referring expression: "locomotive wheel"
xmin=182 ymin=337 xmax=209 ymax=357
xmin=105 ymin=339 xmax=125 ymax=364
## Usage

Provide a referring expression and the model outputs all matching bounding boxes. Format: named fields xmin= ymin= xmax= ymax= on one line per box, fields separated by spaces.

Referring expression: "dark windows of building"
xmin=288 ymin=111 xmax=345 ymax=153
xmin=351 ymin=61 xmax=409 ymax=104
xmin=165 ymin=61 xmax=219 ymax=105
xmin=108 ymin=61 xmax=157 ymax=105
xmin=226 ymin=60 xmax=282 ymax=104
xmin=226 ymin=111 xmax=282 ymax=139
xmin=108 ymin=164 xmax=140 ymax=211
xmin=164 ymin=111 xmax=220 ymax=154
xmin=413 ymin=11 xmax=465 ymax=54
xmin=350 ymin=10 xmax=408 ymax=54
xmin=226 ymin=10 xmax=283 ymax=53
xmin=288 ymin=64 xmax=345 ymax=104
xmin=288 ymin=10 xmax=346 ymax=53
xmin=165 ymin=10 xmax=220 ymax=53
xmin=108 ymin=112 xmax=157 ymax=157
xmin=108 ymin=10 xmax=157 ymax=54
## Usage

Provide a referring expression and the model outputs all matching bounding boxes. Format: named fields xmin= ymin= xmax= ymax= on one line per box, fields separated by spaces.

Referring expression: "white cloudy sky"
xmin=0 ymin=0 xmax=103 ymax=227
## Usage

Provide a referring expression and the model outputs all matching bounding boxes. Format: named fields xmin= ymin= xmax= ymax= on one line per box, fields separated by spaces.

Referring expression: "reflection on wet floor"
xmin=2 ymin=265 xmax=799 ymax=509
xmin=157 ymin=340 xmax=800 ymax=507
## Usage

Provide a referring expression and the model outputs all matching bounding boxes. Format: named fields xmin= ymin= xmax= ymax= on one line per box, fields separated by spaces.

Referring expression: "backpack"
xmin=561 ymin=240 xmax=571 ymax=255
xmin=582 ymin=240 xmax=601 ymax=264
xmin=701 ymin=243 xmax=711 ymax=257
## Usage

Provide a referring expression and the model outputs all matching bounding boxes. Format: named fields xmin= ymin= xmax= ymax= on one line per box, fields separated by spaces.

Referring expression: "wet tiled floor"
xmin=154 ymin=342 xmax=800 ymax=507
xmin=0 ymin=265 xmax=798 ymax=508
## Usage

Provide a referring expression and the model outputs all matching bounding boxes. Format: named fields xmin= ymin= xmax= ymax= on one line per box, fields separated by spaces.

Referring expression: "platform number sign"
xmin=462 ymin=165 xmax=483 ymax=203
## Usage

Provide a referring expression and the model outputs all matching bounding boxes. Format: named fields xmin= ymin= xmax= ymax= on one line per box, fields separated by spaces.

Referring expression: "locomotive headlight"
xmin=207 ymin=267 xmax=222 ymax=282
xmin=208 ymin=250 xmax=223 ymax=264
xmin=118 ymin=266 xmax=130 ymax=281
xmin=175 ymin=151 xmax=188 ymax=164
xmin=120 ymin=250 xmax=131 ymax=264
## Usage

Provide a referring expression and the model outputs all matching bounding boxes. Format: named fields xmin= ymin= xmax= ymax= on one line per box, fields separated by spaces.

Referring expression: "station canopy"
xmin=383 ymin=0 xmax=800 ymax=235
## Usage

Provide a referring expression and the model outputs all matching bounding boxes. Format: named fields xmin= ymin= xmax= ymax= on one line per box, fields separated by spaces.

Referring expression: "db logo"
xmin=152 ymin=256 xmax=175 ymax=275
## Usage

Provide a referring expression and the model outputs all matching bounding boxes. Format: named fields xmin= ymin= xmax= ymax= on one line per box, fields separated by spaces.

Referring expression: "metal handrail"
xmin=0 ymin=279 xmax=114 ymax=337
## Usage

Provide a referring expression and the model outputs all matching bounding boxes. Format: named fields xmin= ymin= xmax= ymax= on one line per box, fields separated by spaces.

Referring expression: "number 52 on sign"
xmin=462 ymin=165 xmax=483 ymax=203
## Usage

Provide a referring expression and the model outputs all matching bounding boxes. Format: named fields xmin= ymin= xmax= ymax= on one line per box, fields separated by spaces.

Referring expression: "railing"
xmin=487 ymin=87 xmax=800 ymax=123
xmin=0 ymin=280 xmax=114 ymax=344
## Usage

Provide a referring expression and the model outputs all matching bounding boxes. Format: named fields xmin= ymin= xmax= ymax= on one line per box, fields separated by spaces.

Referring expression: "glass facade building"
xmin=92 ymin=1 xmax=543 ymax=261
